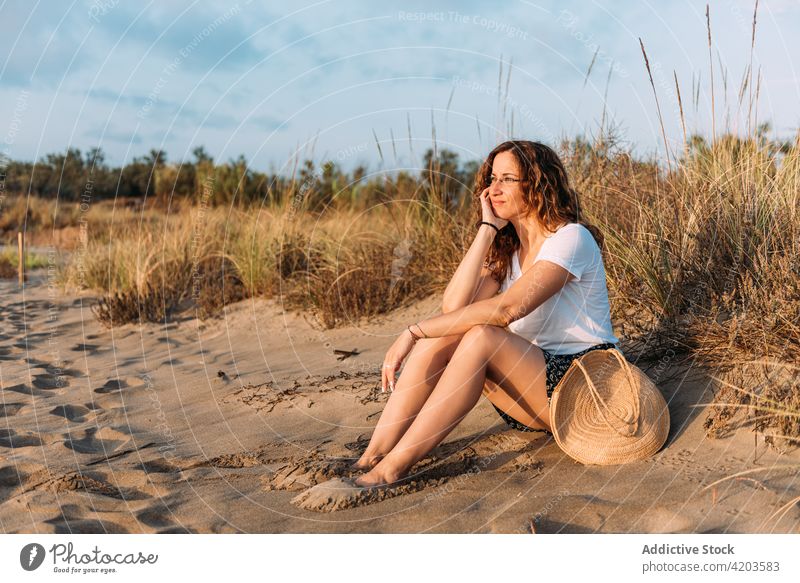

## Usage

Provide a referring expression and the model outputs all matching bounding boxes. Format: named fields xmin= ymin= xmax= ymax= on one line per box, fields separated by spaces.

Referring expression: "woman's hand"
xmin=479 ymin=187 xmax=509 ymax=230
xmin=381 ymin=329 xmax=417 ymax=393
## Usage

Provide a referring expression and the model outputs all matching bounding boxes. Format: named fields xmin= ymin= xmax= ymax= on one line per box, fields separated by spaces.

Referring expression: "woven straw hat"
xmin=549 ymin=348 xmax=670 ymax=465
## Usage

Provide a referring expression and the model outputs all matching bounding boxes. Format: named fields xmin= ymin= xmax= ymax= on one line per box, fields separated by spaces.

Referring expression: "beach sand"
xmin=1 ymin=270 xmax=798 ymax=534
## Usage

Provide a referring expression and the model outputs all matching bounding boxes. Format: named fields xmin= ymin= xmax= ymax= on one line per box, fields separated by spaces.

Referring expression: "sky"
xmin=1 ymin=0 xmax=798 ymax=175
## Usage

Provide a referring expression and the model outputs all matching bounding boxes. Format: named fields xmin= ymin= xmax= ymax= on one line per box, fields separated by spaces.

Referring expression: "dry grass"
xmin=0 ymin=196 xmax=162 ymax=250
xmin=55 ymin=130 xmax=796 ymax=352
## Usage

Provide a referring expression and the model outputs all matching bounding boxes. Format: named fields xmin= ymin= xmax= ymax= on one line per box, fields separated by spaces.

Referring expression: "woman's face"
xmin=487 ymin=150 xmax=528 ymax=220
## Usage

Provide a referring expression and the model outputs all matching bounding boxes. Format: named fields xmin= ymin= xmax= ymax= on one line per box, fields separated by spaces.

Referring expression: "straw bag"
xmin=549 ymin=348 xmax=670 ymax=465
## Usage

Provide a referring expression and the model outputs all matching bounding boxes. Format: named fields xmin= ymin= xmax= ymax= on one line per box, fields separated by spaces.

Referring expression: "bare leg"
xmin=351 ymin=334 xmax=463 ymax=470
xmin=356 ymin=325 xmax=548 ymax=486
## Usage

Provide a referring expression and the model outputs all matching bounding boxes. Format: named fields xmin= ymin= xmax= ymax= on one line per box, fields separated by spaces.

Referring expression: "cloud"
xmin=84 ymin=123 xmax=143 ymax=145
xmin=0 ymin=2 xmax=92 ymax=87
xmin=91 ymin=1 xmax=263 ymax=73
xmin=250 ymin=115 xmax=285 ymax=132
xmin=86 ymin=87 xmax=153 ymax=109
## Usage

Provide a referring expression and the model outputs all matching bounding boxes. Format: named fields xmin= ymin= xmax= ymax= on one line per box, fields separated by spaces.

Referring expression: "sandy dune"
xmin=1 ymin=269 xmax=798 ymax=533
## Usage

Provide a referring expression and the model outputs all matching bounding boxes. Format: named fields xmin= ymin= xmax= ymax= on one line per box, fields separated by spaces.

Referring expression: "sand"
xmin=1 ymin=269 xmax=798 ymax=534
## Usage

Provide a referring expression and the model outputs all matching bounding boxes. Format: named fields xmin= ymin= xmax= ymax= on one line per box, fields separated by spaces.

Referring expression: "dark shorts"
xmin=491 ymin=342 xmax=619 ymax=434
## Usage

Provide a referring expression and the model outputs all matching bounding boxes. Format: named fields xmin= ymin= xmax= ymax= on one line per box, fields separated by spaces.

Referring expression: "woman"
xmin=351 ymin=140 xmax=621 ymax=488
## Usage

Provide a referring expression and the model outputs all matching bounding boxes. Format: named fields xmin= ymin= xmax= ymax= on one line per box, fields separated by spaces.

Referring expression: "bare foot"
xmin=354 ymin=467 xmax=404 ymax=488
xmin=349 ymin=452 xmax=384 ymax=472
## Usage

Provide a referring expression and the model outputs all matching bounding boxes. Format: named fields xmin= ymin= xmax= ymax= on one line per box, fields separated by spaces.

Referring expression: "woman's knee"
xmin=459 ymin=324 xmax=503 ymax=352
xmin=410 ymin=334 xmax=462 ymax=367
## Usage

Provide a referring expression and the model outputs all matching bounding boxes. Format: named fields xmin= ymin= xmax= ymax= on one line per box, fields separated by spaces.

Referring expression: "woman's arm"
xmin=381 ymin=259 xmax=575 ymax=391
xmin=423 ymin=259 xmax=575 ymax=338
xmin=441 ymin=224 xmax=501 ymax=313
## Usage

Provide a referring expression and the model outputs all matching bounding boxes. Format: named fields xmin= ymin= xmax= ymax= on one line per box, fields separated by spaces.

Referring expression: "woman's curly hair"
xmin=473 ymin=140 xmax=604 ymax=284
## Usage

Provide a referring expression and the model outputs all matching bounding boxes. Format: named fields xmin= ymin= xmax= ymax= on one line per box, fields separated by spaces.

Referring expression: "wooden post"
xmin=17 ymin=231 xmax=24 ymax=286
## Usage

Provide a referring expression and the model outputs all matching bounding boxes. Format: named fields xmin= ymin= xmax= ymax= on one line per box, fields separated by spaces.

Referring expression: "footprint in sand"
xmin=95 ymin=380 xmax=125 ymax=394
xmin=138 ymin=458 xmax=182 ymax=474
xmin=135 ymin=504 xmax=181 ymax=529
xmin=45 ymin=513 xmax=130 ymax=534
xmin=0 ymin=346 xmax=25 ymax=360
xmin=160 ymin=358 xmax=183 ymax=366
xmin=0 ymin=402 xmax=27 ymax=417
xmin=3 ymin=382 xmax=55 ymax=398
xmin=0 ymin=428 xmax=59 ymax=448
xmin=94 ymin=376 xmax=147 ymax=395
xmin=62 ymin=427 xmax=131 ymax=455
xmin=0 ymin=465 xmax=29 ymax=501
xmin=50 ymin=404 xmax=99 ymax=424
xmin=32 ymin=374 xmax=70 ymax=391
xmin=46 ymin=365 xmax=84 ymax=379
xmin=0 ymin=465 xmax=25 ymax=486
xmin=157 ymin=337 xmax=181 ymax=349
xmin=24 ymin=357 xmax=50 ymax=367
xmin=12 ymin=470 xmax=171 ymax=530
xmin=70 ymin=343 xmax=101 ymax=353
xmin=0 ymin=461 xmax=52 ymax=502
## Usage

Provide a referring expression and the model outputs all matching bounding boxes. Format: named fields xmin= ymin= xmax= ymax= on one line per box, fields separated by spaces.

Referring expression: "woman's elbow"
xmin=495 ymin=303 xmax=520 ymax=328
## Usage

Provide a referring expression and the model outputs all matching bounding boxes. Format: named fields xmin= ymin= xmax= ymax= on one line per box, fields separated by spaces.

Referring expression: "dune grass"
xmin=48 ymin=131 xmax=797 ymax=360
xmin=0 ymin=247 xmax=50 ymax=270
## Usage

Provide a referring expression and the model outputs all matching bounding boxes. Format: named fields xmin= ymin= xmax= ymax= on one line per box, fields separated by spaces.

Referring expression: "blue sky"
xmin=1 ymin=0 xmax=798 ymax=174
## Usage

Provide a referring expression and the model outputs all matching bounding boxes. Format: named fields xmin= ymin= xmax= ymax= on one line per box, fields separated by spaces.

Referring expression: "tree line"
xmin=0 ymin=145 xmax=481 ymax=212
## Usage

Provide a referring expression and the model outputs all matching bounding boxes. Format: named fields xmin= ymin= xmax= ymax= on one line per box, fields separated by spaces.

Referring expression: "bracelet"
xmin=479 ymin=221 xmax=500 ymax=233
xmin=408 ymin=323 xmax=429 ymax=342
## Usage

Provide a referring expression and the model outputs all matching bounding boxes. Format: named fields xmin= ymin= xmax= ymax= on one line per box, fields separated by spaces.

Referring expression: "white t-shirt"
xmin=498 ymin=222 xmax=620 ymax=355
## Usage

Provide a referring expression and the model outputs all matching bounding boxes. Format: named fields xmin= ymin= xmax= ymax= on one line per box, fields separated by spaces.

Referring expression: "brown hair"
xmin=474 ymin=140 xmax=604 ymax=283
